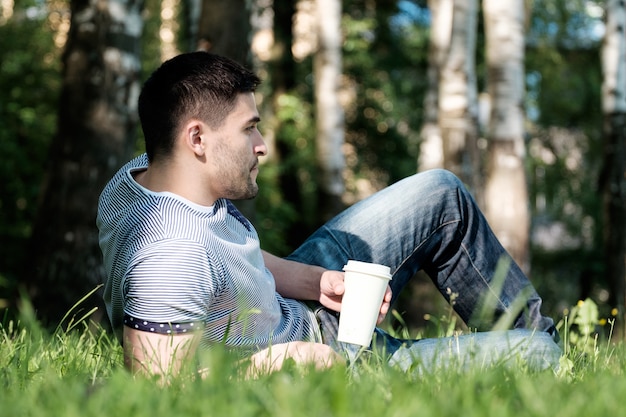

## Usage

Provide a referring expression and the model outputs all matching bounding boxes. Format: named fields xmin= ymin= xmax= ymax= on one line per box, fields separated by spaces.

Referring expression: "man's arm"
xmin=123 ymin=325 xmax=200 ymax=378
xmin=262 ymin=250 xmax=392 ymax=321
xmin=245 ymin=341 xmax=343 ymax=377
xmin=262 ymin=251 xmax=327 ymax=300
xmin=123 ymin=326 xmax=342 ymax=379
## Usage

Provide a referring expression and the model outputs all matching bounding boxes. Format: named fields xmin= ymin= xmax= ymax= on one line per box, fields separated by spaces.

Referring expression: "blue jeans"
xmin=286 ymin=169 xmax=560 ymax=372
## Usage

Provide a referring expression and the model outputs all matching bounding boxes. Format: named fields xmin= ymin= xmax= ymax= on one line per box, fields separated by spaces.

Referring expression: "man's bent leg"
xmin=287 ymin=169 xmax=555 ymax=333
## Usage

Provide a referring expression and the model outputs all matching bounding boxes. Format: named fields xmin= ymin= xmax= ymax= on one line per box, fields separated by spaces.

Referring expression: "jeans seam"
xmin=397 ymin=219 xmax=460 ymax=276
xmin=459 ymin=241 xmax=508 ymax=313
xmin=320 ymin=225 xmax=352 ymax=258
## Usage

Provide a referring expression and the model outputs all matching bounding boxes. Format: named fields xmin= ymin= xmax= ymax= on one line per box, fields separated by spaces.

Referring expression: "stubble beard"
xmin=223 ymin=170 xmax=259 ymax=201
xmin=240 ymin=179 xmax=259 ymax=200
xmin=212 ymin=139 xmax=260 ymax=200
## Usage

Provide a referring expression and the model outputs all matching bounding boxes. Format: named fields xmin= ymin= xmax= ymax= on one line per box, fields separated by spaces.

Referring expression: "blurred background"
xmin=0 ymin=0 xmax=624 ymax=339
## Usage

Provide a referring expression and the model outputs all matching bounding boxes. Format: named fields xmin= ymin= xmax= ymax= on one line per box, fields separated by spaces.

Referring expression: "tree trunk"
xmin=196 ymin=0 xmax=255 ymax=220
xmin=314 ymin=0 xmax=345 ymax=221
xmin=418 ymin=0 xmax=446 ymax=172
xmin=196 ymin=0 xmax=251 ymax=64
xmin=482 ymin=0 xmax=530 ymax=273
xmin=600 ymin=0 xmax=626 ymax=325
xmin=186 ymin=0 xmax=202 ymax=51
xmin=249 ymin=0 xmax=277 ymax=158
xmin=159 ymin=0 xmax=180 ymax=61
xmin=25 ymin=0 xmax=143 ymax=327
xmin=438 ymin=0 xmax=480 ymax=193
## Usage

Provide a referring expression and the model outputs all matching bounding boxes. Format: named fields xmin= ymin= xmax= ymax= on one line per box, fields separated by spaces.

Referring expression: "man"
xmin=97 ymin=52 xmax=560 ymax=378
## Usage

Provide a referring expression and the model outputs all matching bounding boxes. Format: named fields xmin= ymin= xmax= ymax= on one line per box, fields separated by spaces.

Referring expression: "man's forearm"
xmin=262 ymin=251 xmax=325 ymax=300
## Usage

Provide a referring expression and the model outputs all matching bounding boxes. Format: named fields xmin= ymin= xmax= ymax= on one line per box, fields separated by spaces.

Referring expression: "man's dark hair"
xmin=138 ymin=52 xmax=261 ymax=162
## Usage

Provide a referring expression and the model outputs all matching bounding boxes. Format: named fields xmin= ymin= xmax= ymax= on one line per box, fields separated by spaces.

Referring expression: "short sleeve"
xmin=123 ymin=238 xmax=218 ymax=325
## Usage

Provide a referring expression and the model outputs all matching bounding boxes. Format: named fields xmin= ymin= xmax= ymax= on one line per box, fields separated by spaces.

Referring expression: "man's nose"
xmin=254 ymin=132 xmax=268 ymax=156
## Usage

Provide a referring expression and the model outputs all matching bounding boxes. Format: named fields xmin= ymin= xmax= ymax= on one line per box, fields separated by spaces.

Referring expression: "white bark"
xmin=250 ymin=0 xmax=276 ymax=159
xmin=437 ymin=0 xmax=479 ymax=190
xmin=0 ymin=0 xmax=14 ymax=25
xmin=483 ymin=0 xmax=530 ymax=272
xmin=160 ymin=0 xmax=180 ymax=61
xmin=418 ymin=0 xmax=447 ymax=172
xmin=602 ymin=0 xmax=626 ymax=114
xmin=314 ymin=0 xmax=345 ymax=201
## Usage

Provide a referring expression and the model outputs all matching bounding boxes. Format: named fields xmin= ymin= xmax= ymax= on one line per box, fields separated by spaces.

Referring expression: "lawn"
xmin=1 ymin=298 xmax=623 ymax=417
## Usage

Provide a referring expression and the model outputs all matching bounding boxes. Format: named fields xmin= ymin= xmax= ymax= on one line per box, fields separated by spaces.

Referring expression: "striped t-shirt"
xmin=97 ymin=154 xmax=321 ymax=354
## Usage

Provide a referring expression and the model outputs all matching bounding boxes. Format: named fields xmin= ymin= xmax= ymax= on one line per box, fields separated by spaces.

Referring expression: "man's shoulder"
xmin=97 ymin=154 xmax=152 ymax=237
xmin=99 ymin=154 xmax=147 ymax=200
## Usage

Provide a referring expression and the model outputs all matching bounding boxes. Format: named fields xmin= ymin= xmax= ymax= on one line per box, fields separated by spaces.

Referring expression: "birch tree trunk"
xmin=482 ymin=0 xmax=530 ymax=272
xmin=600 ymin=0 xmax=626 ymax=322
xmin=438 ymin=0 xmax=480 ymax=193
xmin=159 ymin=0 xmax=180 ymax=61
xmin=418 ymin=0 xmax=447 ymax=172
xmin=26 ymin=0 xmax=143 ymax=326
xmin=314 ymin=0 xmax=345 ymax=221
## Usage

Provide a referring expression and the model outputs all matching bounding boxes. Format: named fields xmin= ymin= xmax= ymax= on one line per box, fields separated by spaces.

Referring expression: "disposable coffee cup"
xmin=336 ymin=260 xmax=392 ymax=346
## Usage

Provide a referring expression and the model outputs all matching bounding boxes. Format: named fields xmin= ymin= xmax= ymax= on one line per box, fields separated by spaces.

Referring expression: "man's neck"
xmin=134 ymin=160 xmax=217 ymax=207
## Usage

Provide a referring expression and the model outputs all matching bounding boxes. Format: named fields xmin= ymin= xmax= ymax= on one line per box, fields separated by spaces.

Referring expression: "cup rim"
xmin=343 ymin=260 xmax=392 ymax=279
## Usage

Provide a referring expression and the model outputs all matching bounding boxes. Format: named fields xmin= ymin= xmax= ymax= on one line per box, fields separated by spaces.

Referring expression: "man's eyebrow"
xmin=247 ymin=116 xmax=261 ymax=124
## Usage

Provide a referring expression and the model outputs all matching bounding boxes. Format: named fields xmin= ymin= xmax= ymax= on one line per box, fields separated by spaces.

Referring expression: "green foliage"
xmin=0 ymin=5 xmax=60 ymax=236
xmin=254 ymin=2 xmax=430 ymax=254
xmin=342 ymin=1 xmax=427 ymax=184
xmin=524 ymin=0 xmax=607 ymax=315
xmin=555 ymin=297 xmax=620 ymax=382
xmin=256 ymin=92 xmax=316 ymax=255
xmin=0 ymin=2 xmax=62 ymax=299
xmin=557 ymin=298 xmax=616 ymax=358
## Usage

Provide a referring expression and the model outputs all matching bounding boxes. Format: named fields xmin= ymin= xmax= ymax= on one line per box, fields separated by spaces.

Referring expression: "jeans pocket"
xmin=313 ymin=305 xmax=340 ymax=347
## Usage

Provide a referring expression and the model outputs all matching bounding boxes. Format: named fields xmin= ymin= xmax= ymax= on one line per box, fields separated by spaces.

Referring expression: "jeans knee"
xmin=423 ymin=168 xmax=465 ymax=190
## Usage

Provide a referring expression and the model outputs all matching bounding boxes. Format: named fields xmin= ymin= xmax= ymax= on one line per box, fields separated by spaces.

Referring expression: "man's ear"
xmin=183 ymin=120 xmax=207 ymax=156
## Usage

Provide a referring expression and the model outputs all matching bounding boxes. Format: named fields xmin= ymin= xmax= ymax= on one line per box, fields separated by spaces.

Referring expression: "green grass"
xmin=1 ymin=298 xmax=624 ymax=417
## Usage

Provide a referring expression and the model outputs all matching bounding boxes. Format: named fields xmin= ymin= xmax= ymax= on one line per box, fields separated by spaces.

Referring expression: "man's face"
xmin=207 ymin=93 xmax=267 ymax=201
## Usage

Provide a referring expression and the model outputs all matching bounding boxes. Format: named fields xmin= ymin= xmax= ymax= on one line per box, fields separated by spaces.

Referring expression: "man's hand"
xmin=319 ymin=270 xmax=392 ymax=324
xmin=262 ymin=251 xmax=392 ymax=323
xmin=246 ymin=342 xmax=343 ymax=377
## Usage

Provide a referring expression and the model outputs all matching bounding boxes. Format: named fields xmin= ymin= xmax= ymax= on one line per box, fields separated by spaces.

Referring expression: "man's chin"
xmin=231 ymin=186 xmax=259 ymax=201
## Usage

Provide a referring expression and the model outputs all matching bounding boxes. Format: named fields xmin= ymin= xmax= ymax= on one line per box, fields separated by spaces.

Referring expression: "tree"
xmin=418 ymin=0 xmax=445 ymax=172
xmin=248 ymin=0 xmax=311 ymax=256
xmin=0 ymin=2 xmax=62 ymax=306
xmin=196 ymin=0 xmax=251 ymax=64
xmin=600 ymin=0 xmax=626 ymax=323
xmin=314 ymin=0 xmax=346 ymax=221
xmin=25 ymin=0 xmax=144 ymax=326
xmin=437 ymin=0 xmax=480 ymax=192
xmin=158 ymin=0 xmax=182 ymax=61
xmin=195 ymin=0 xmax=256 ymax=223
xmin=482 ymin=0 xmax=530 ymax=272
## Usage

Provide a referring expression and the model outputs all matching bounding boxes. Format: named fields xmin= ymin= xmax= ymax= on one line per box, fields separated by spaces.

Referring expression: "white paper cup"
xmin=336 ymin=260 xmax=392 ymax=346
